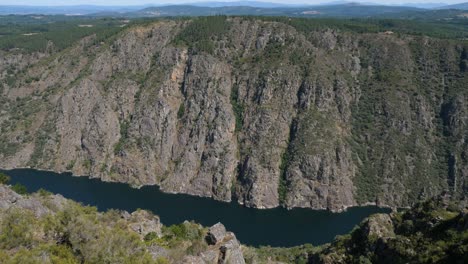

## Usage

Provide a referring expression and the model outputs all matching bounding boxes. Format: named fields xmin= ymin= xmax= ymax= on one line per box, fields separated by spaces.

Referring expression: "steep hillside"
xmin=0 ymin=17 xmax=467 ymax=211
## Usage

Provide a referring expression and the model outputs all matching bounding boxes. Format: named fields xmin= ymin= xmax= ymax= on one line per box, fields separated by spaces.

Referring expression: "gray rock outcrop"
xmin=200 ymin=223 xmax=245 ymax=264
xmin=1 ymin=17 xmax=467 ymax=211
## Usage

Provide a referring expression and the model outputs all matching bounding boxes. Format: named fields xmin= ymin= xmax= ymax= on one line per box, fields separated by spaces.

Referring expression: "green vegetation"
xmin=348 ymin=35 xmax=465 ymax=203
xmin=258 ymin=16 xmax=468 ymax=40
xmin=0 ymin=139 xmax=20 ymax=157
xmin=230 ymin=84 xmax=244 ymax=132
xmin=173 ymin=16 xmax=230 ymax=54
xmin=82 ymin=159 xmax=92 ymax=170
xmin=28 ymin=119 xmax=55 ymax=167
xmin=0 ymin=208 xmax=36 ymax=249
xmin=142 ymin=221 xmax=209 ymax=261
xmin=66 ymin=160 xmax=76 ymax=170
xmin=0 ymin=13 xmax=466 ymax=56
xmin=0 ymin=183 xmax=466 ymax=263
xmin=0 ymin=16 xmax=125 ymax=53
xmin=114 ymin=120 xmax=130 ymax=155
xmin=177 ymin=103 xmax=185 ymax=119
xmin=0 ymin=194 xmax=154 ymax=263
xmin=278 ymin=147 xmax=291 ymax=205
xmin=11 ymin=183 xmax=28 ymax=195
xmin=313 ymin=196 xmax=468 ymax=263
xmin=244 ymin=244 xmax=316 ymax=264
xmin=37 ymin=188 xmax=53 ymax=197
xmin=0 ymin=172 xmax=11 ymax=185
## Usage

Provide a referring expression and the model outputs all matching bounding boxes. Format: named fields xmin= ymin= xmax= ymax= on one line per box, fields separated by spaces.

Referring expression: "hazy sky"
xmin=1 ymin=0 xmax=466 ymax=6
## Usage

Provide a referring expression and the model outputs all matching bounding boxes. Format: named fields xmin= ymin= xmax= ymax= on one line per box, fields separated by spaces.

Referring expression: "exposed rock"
xmin=128 ymin=209 xmax=162 ymax=238
xmin=0 ymin=185 xmax=62 ymax=217
xmin=0 ymin=184 xmax=246 ymax=264
xmin=0 ymin=185 xmax=21 ymax=207
xmin=182 ymin=255 xmax=206 ymax=264
xmin=201 ymin=223 xmax=245 ymax=264
xmin=206 ymin=222 xmax=227 ymax=245
xmin=310 ymin=196 xmax=468 ymax=264
xmin=219 ymin=235 xmax=245 ymax=264
xmin=361 ymin=214 xmax=395 ymax=239
xmin=1 ymin=17 xmax=467 ymax=211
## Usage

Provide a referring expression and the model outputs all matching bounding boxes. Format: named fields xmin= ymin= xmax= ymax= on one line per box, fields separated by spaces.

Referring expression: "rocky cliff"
xmin=0 ymin=17 xmax=467 ymax=211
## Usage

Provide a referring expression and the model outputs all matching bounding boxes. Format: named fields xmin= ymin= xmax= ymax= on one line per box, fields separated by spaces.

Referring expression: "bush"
xmin=177 ymin=103 xmax=185 ymax=119
xmin=0 ymin=173 xmax=10 ymax=185
xmin=66 ymin=160 xmax=76 ymax=170
xmin=162 ymin=222 xmax=204 ymax=241
xmin=11 ymin=183 xmax=28 ymax=195
xmin=0 ymin=208 xmax=36 ymax=249
xmin=37 ymin=188 xmax=52 ymax=197
xmin=144 ymin=231 xmax=158 ymax=242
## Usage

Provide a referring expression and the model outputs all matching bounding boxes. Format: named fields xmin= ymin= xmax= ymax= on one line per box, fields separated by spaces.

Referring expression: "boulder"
xmin=219 ymin=235 xmax=245 ymax=264
xmin=202 ymin=223 xmax=245 ymax=264
xmin=364 ymin=214 xmax=395 ymax=239
xmin=206 ymin=222 xmax=227 ymax=245
xmin=128 ymin=209 xmax=162 ymax=237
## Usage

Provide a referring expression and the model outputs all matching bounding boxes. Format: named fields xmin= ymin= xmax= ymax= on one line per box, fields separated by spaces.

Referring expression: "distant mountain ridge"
xmin=188 ymin=1 xmax=303 ymax=8
xmin=438 ymin=2 xmax=468 ymax=10
xmin=0 ymin=5 xmax=149 ymax=15
xmin=1 ymin=1 xmax=468 ymax=17
xmin=129 ymin=3 xmax=423 ymax=18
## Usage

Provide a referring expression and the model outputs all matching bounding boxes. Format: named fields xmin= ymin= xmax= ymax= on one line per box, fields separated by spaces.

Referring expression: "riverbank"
xmin=0 ymin=166 xmax=400 ymax=213
xmin=1 ymin=168 xmax=390 ymax=247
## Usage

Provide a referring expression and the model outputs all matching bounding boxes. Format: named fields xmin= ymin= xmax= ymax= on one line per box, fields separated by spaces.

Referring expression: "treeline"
xmin=2 ymin=14 xmax=467 ymax=54
xmin=245 ymin=16 xmax=468 ymax=39
xmin=172 ymin=16 xmax=230 ymax=54
xmin=0 ymin=17 xmax=124 ymax=53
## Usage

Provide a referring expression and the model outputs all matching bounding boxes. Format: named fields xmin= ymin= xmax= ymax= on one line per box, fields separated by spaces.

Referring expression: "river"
xmin=2 ymin=168 xmax=390 ymax=247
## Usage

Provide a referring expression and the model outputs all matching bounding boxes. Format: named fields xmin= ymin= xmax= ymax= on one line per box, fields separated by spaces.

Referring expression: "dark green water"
xmin=3 ymin=169 xmax=390 ymax=247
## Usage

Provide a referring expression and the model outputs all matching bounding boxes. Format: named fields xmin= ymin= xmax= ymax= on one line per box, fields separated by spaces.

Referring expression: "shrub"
xmin=82 ymin=159 xmax=92 ymax=170
xmin=144 ymin=231 xmax=158 ymax=242
xmin=37 ymin=188 xmax=52 ymax=197
xmin=162 ymin=222 xmax=204 ymax=241
xmin=11 ymin=183 xmax=28 ymax=195
xmin=0 ymin=173 xmax=10 ymax=185
xmin=0 ymin=208 xmax=36 ymax=249
xmin=155 ymin=257 xmax=170 ymax=264
xmin=66 ymin=160 xmax=76 ymax=170
xmin=177 ymin=103 xmax=185 ymax=119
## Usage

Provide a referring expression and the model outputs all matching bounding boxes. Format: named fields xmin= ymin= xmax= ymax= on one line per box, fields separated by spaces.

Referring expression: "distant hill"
xmin=129 ymin=4 xmax=422 ymax=18
xmin=438 ymin=2 xmax=468 ymax=10
xmin=0 ymin=5 xmax=147 ymax=15
xmin=2 ymin=2 xmax=468 ymax=20
xmin=188 ymin=1 xmax=299 ymax=8
xmin=398 ymin=2 xmax=447 ymax=8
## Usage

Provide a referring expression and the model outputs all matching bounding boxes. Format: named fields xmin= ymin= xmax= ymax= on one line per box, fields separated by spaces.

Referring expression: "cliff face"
xmin=0 ymin=17 xmax=467 ymax=211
